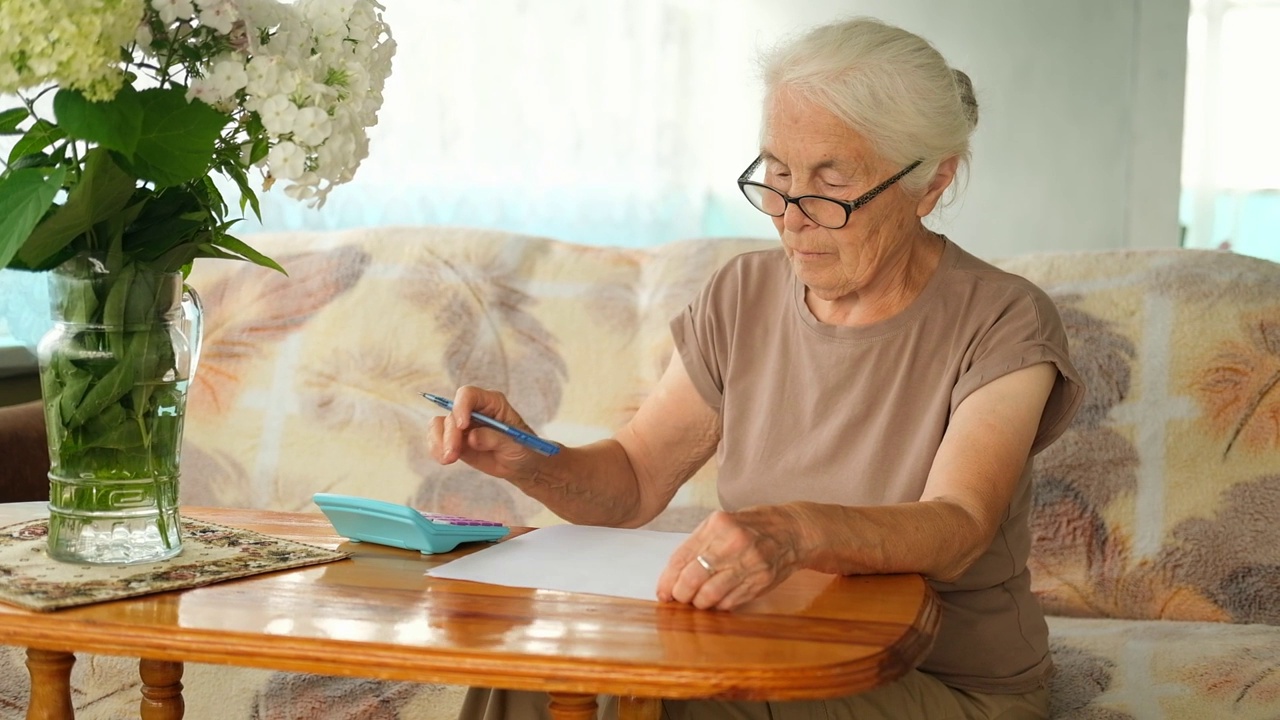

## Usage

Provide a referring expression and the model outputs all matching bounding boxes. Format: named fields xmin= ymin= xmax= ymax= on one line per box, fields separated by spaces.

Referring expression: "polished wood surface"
xmin=139 ymin=659 xmax=184 ymax=720
xmin=0 ymin=504 xmax=939 ymax=717
xmin=24 ymin=649 xmax=74 ymax=720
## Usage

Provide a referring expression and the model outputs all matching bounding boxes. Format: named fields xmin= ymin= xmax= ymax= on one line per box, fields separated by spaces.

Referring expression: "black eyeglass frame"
xmin=737 ymin=155 xmax=924 ymax=229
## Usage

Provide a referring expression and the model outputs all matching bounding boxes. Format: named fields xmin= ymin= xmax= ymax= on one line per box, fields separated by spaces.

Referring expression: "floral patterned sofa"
xmin=2 ymin=226 xmax=1279 ymax=719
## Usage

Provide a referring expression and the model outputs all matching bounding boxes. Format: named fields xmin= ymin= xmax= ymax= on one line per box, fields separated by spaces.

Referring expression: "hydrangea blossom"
xmin=182 ymin=0 xmax=397 ymax=206
xmin=0 ymin=0 xmax=143 ymax=101
xmin=2 ymin=0 xmax=395 ymax=209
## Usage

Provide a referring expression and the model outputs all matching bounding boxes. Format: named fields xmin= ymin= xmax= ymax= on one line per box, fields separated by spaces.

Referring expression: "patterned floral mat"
xmin=0 ymin=517 xmax=348 ymax=611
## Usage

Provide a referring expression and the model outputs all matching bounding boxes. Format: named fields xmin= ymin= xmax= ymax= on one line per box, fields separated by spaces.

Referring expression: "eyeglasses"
xmin=737 ymin=156 xmax=923 ymax=229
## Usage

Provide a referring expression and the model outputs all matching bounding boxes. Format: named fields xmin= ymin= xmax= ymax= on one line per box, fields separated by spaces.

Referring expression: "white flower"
xmin=0 ymin=0 xmax=143 ymax=100
xmin=301 ymin=0 xmax=353 ymax=37
xmin=152 ymin=0 xmax=195 ymax=25
xmin=245 ymin=56 xmax=293 ymax=98
xmin=284 ymin=172 xmax=321 ymax=203
xmin=196 ymin=0 xmax=238 ymax=35
xmin=315 ymin=125 xmax=355 ymax=177
xmin=257 ymin=94 xmax=298 ymax=136
xmin=207 ymin=59 xmax=249 ymax=96
xmin=135 ymin=21 xmax=154 ymax=51
xmin=267 ymin=141 xmax=306 ymax=180
xmin=291 ymin=106 xmax=332 ymax=147
xmin=185 ymin=82 xmax=220 ymax=105
xmin=1 ymin=0 xmax=393 ymax=283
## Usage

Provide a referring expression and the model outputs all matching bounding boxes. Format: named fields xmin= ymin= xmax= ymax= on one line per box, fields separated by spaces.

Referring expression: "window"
xmin=1181 ymin=0 xmax=1280 ymax=260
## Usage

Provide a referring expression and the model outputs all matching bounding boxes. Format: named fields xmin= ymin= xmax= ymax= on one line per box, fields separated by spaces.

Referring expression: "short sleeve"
xmin=949 ymin=286 xmax=1086 ymax=455
xmin=671 ymin=311 xmax=722 ymax=411
xmin=669 ymin=260 xmax=742 ymax=413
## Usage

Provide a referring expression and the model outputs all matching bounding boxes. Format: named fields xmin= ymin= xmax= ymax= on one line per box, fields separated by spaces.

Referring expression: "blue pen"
xmin=420 ymin=392 xmax=561 ymax=456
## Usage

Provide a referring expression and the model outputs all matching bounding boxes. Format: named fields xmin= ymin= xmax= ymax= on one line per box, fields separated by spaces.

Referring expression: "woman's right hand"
xmin=426 ymin=385 xmax=545 ymax=482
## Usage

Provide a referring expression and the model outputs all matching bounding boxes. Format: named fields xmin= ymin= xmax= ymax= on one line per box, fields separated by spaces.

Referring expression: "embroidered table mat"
xmin=0 ymin=517 xmax=348 ymax=611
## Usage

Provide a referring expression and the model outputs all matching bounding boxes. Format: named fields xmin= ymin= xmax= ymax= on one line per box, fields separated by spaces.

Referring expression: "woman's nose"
xmin=781 ymin=200 xmax=814 ymax=231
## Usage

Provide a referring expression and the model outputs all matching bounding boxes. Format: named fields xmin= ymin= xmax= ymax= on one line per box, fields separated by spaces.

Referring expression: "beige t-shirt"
xmin=670 ymin=239 xmax=1085 ymax=694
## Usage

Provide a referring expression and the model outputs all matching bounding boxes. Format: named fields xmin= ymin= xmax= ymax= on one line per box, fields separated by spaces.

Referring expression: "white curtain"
xmin=233 ymin=0 xmax=767 ymax=247
xmin=2 ymin=0 xmax=774 ymax=348
xmin=1181 ymin=0 xmax=1280 ymax=260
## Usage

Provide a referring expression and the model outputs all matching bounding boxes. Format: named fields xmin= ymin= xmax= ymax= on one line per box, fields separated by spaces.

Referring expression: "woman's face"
xmin=760 ymin=91 xmax=941 ymax=306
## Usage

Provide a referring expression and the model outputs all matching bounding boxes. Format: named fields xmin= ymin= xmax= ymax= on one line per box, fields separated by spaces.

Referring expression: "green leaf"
xmin=51 ymin=261 xmax=101 ymax=322
xmin=97 ymin=198 xmax=147 ymax=259
xmin=120 ymin=88 xmax=230 ymax=188
xmin=62 ymin=275 xmax=99 ymax=324
xmin=9 ymin=153 xmax=56 ymax=171
xmin=202 ymin=175 xmax=228 ymax=217
xmin=208 ymin=234 xmax=286 ymax=274
xmin=102 ymin=263 xmax=136 ymax=358
xmin=126 ymin=213 xmax=207 ymax=259
xmin=0 ymin=108 xmax=29 ymax=135
xmin=57 ymin=368 xmax=94 ymax=422
xmin=193 ymin=242 xmax=244 ymax=262
xmin=123 ymin=265 xmax=162 ymax=324
xmin=7 ymin=120 xmax=66 ymax=165
xmin=126 ymin=329 xmax=168 ymax=422
xmin=52 ymin=87 xmax=143 ymax=157
xmin=81 ymin=416 xmax=144 ymax=450
xmin=102 ymin=262 xmax=135 ymax=327
xmin=224 ymin=163 xmax=262 ymax=221
xmin=150 ymin=241 xmax=201 ymax=274
xmin=0 ymin=166 xmax=65 ymax=270
xmin=17 ymin=148 xmax=136 ymax=268
xmin=66 ymin=357 xmax=135 ymax=429
xmin=249 ymin=135 xmax=269 ymax=165
xmin=76 ymin=403 xmax=141 ymax=451
xmin=129 ymin=185 xmax=199 ymax=230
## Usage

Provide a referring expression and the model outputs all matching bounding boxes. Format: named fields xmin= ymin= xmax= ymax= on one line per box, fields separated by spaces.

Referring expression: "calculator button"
xmin=420 ymin=513 xmax=503 ymax=527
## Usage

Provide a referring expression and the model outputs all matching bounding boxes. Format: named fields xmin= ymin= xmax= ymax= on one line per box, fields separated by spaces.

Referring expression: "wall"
xmin=700 ymin=0 xmax=1190 ymax=259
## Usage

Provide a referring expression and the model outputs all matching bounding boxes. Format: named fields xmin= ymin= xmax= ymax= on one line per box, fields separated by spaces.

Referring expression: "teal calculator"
xmin=312 ymin=493 xmax=510 ymax=554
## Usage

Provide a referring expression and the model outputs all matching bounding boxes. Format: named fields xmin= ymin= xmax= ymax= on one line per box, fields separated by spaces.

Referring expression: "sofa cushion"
xmin=179 ymin=227 xmax=773 ymax=530
xmin=1046 ymin=615 xmax=1280 ymax=719
xmin=995 ymin=249 xmax=1280 ymax=625
xmin=0 ymin=401 xmax=48 ymax=503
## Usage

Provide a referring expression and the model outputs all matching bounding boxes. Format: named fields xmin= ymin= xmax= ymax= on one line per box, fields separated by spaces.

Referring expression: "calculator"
xmin=312 ymin=493 xmax=510 ymax=554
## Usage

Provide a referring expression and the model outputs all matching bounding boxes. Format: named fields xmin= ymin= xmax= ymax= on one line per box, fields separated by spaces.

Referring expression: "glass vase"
xmin=36 ymin=253 xmax=203 ymax=564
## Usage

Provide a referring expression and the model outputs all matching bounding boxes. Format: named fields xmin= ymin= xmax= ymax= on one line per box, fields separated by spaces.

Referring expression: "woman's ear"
xmin=916 ymin=156 xmax=959 ymax=217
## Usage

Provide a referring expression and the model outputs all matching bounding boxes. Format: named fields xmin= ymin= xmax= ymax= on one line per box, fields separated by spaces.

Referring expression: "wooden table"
xmin=0 ymin=505 xmax=940 ymax=720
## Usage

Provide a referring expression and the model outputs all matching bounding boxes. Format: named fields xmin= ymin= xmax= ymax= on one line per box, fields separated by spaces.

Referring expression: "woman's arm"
xmin=429 ymin=352 xmax=721 ymax=528
xmin=658 ymin=361 xmax=1058 ymax=610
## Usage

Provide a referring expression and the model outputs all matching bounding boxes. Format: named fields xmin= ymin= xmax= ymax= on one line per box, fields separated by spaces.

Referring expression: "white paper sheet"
xmin=426 ymin=525 xmax=689 ymax=601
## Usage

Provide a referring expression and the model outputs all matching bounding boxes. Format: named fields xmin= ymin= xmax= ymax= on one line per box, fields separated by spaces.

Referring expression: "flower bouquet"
xmin=0 ymin=0 xmax=395 ymax=563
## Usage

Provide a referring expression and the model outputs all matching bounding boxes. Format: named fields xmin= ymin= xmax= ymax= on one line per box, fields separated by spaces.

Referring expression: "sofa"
xmin=1 ymin=226 xmax=1279 ymax=719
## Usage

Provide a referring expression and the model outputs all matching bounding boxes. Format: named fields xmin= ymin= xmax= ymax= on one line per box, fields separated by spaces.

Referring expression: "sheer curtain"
xmin=1181 ymin=0 xmax=1280 ymax=261
xmin=1 ymin=0 xmax=773 ymax=348
xmin=231 ymin=0 xmax=765 ymax=246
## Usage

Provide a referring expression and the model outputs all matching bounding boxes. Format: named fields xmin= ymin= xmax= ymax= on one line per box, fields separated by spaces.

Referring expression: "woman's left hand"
xmin=657 ymin=506 xmax=808 ymax=611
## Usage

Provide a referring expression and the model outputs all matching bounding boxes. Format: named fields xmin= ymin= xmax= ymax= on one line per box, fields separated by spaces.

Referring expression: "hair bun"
xmin=952 ymin=69 xmax=979 ymax=129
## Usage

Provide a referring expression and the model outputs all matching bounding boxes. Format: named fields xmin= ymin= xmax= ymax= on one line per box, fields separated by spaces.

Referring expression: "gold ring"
xmin=695 ymin=554 xmax=716 ymax=574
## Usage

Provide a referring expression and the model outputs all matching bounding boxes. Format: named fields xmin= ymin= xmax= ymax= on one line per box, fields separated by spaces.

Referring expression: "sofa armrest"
xmin=0 ymin=400 xmax=49 ymax=503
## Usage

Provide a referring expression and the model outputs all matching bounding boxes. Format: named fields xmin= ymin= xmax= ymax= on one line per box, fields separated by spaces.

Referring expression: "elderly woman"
xmin=431 ymin=16 xmax=1084 ymax=720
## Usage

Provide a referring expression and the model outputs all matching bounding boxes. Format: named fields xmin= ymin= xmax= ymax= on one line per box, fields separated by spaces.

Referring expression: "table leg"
xmin=138 ymin=659 xmax=184 ymax=720
xmin=24 ymin=649 xmax=75 ymax=720
xmin=618 ymin=696 xmax=662 ymax=720
xmin=546 ymin=692 xmax=597 ymax=720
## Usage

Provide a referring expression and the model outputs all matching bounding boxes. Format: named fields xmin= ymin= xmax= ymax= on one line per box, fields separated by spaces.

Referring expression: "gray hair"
xmin=758 ymin=17 xmax=979 ymax=197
